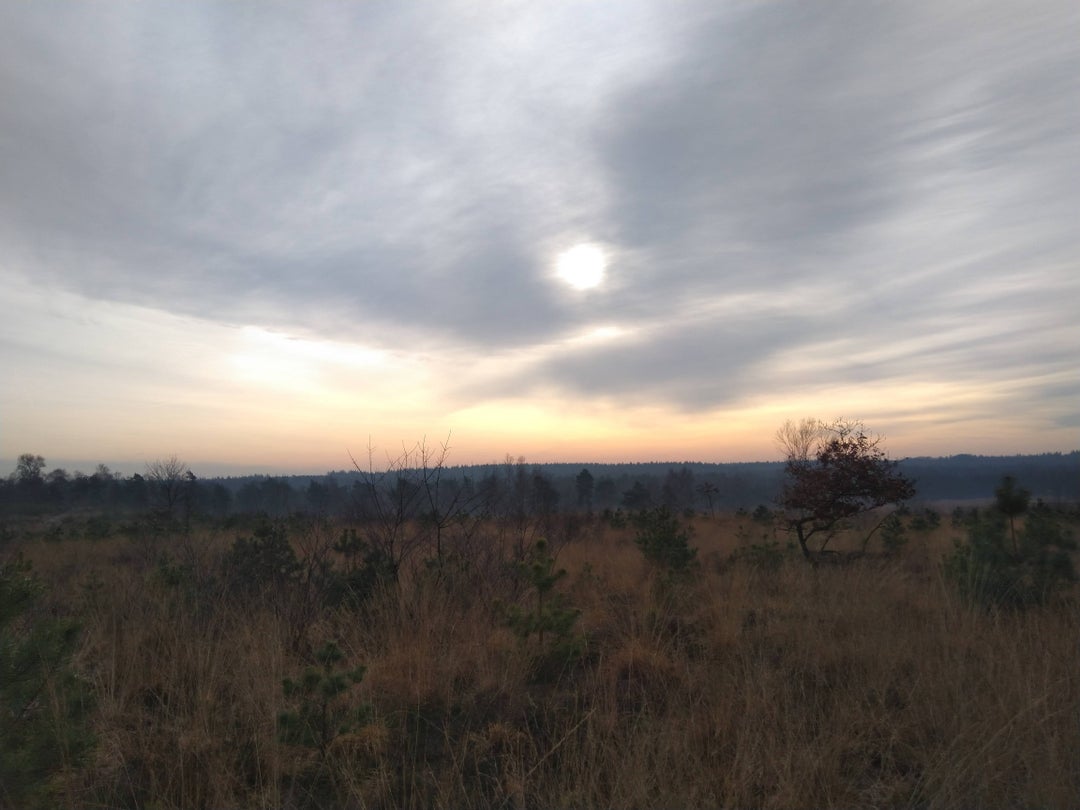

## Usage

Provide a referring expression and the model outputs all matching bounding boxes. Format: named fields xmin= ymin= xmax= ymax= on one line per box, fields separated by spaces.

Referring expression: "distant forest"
xmin=2 ymin=451 xmax=1077 ymax=521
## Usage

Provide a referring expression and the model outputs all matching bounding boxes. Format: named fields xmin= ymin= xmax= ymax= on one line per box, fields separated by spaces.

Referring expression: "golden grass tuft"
xmin=7 ymin=508 xmax=1079 ymax=808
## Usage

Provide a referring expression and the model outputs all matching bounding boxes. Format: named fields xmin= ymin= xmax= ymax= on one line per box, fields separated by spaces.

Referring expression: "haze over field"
xmin=2 ymin=2 xmax=1078 ymax=475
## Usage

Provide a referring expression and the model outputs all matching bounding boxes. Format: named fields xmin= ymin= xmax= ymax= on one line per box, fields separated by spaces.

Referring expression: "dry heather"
xmin=11 ymin=509 xmax=1080 ymax=809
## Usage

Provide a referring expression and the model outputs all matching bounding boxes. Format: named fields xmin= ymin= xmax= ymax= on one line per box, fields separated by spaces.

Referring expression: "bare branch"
xmin=145 ymin=454 xmax=192 ymax=521
xmin=775 ymin=418 xmax=823 ymax=462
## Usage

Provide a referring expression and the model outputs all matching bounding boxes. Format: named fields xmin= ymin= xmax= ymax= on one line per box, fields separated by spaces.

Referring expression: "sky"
xmin=1 ymin=1 xmax=1078 ymax=477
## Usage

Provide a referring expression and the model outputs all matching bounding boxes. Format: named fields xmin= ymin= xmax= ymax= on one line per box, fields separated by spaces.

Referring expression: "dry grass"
xmin=10 ymin=509 xmax=1080 ymax=809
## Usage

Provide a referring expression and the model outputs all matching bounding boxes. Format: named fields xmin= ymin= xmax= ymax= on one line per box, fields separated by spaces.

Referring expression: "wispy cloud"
xmin=1 ymin=1 xmax=1076 ymax=471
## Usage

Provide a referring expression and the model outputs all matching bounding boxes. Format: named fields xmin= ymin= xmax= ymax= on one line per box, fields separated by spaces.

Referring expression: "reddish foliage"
xmin=780 ymin=422 xmax=916 ymax=560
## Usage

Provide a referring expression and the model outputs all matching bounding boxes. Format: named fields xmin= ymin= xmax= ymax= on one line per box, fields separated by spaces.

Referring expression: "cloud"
xmin=599 ymin=4 xmax=911 ymax=258
xmin=554 ymin=0 xmax=1080 ymax=414
xmin=0 ymin=3 xmax=664 ymax=349
xmin=0 ymin=0 xmax=1077 ymax=465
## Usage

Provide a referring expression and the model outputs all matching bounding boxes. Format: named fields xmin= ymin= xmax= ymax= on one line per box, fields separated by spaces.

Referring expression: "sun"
xmin=555 ymin=243 xmax=607 ymax=290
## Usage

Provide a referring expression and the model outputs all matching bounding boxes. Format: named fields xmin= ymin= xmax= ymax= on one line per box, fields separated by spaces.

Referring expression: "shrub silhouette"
xmin=277 ymin=640 xmax=368 ymax=807
xmin=1 ymin=555 xmax=94 ymax=808
xmin=504 ymin=539 xmax=581 ymax=680
xmin=944 ymin=482 xmax=1076 ymax=609
xmin=222 ymin=519 xmax=301 ymax=596
xmin=632 ymin=506 xmax=697 ymax=572
xmin=278 ymin=640 xmax=368 ymax=757
xmin=995 ymin=475 xmax=1030 ymax=553
xmin=880 ymin=512 xmax=908 ymax=555
xmin=752 ymin=504 xmax=774 ymax=524
xmin=732 ymin=539 xmax=792 ymax=572
xmin=909 ymin=508 xmax=941 ymax=533
xmin=324 ymin=527 xmax=396 ymax=609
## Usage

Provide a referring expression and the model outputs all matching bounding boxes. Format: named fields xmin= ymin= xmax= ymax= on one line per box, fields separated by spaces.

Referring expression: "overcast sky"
xmin=2 ymin=1 xmax=1078 ymax=475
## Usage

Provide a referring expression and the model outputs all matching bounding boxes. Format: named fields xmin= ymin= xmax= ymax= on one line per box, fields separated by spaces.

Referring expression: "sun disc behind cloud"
xmin=556 ymin=243 xmax=607 ymax=290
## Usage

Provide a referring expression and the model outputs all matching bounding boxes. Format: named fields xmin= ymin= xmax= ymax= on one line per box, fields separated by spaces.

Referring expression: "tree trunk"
xmin=795 ymin=523 xmax=812 ymax=561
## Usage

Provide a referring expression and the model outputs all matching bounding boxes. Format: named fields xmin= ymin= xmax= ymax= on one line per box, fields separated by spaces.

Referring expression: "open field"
xmin=4 ymin=507 xmax=1080 ymax=809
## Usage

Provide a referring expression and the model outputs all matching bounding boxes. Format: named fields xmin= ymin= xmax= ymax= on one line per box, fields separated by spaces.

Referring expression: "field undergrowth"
xmin=4 ymin=507 xmax=1080 ymax=809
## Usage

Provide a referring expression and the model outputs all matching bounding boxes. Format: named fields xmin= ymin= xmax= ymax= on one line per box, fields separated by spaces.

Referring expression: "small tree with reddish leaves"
xmin=777 ymin=419 xmax=915 ymax=562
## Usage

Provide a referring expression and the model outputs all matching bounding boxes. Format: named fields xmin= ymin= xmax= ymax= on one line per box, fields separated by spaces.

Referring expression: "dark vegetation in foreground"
xmin=2 ymin=426 xmax=1078 ymax=808
xmin=3 ymin=450 xmax=1079 ymax=808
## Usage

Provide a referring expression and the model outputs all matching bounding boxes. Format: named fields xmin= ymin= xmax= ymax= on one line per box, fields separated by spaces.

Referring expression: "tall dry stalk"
xmin=9 ymin=510 xmax=1079 ymax=809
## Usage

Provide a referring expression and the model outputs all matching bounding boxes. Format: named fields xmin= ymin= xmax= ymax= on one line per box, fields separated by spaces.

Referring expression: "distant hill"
xmin=209 ymin=451 xmax=1079 ymax=512
xmin=4 ymin=452 xmax=1075 ymax=520
xmin=894 ymin=453 xmax=1078 ymax=503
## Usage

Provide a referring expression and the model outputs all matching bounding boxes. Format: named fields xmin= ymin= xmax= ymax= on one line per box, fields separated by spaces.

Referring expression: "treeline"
xmin=0 ymin=453 xmax=783 ymax=523
xmin=897 ymin=453 xmax=1079 ymax=502
xmin=0 ymin=455 xmax=226 ymax=520
xmin=1 ymin=451 xmax=1077 ymax=522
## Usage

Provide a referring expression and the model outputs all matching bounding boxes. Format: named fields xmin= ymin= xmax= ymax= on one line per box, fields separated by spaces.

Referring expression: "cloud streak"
xmin=1 ymin=1 xmax=1077 ymax=470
